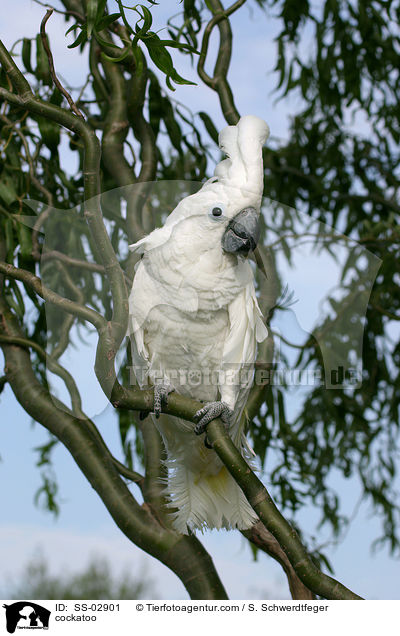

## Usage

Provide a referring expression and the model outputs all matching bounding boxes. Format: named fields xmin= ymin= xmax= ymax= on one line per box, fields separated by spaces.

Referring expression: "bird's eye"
xmin=208 ymin=203 xmax=226 ymax=220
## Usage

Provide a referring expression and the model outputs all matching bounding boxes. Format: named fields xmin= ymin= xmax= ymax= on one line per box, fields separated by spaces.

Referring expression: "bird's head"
xmin=128 ymin=115 xmax=269 ymax=260
xmin=182 ymin=184 xmax=261 ymax=258
xmin=191 ymin=114 xmax=269 ymax=257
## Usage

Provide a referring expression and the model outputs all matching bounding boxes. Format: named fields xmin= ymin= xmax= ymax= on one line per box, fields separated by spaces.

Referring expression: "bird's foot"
xmin=193 ymin=401 xmax=234 ymax=436
xmin=154 ymin=383 xmax=173 ymax=419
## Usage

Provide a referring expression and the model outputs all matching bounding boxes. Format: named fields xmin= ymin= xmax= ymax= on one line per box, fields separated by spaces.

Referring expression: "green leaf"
xmin=0 ymin=176 xmax=18 ymax=206
xmin=162 ymin=99 xmax=182 ymax=152
xmin=34 ymin=472 xmax=60 ymax=517
xmin=277 ymin=389 xmax=287 ymax=433
xmin=6 ymin=280 xmax=25 ymax=318
xmin=96 ymin=0 xmax=108 ymax=20
xmin=17 ymin=223 xmax=33 ymax=260
xmin=134 ymin=5 xmax=153 ymax=37
xmin=143 ymin=33 xmax=173 ymax=71
xmin=199 ymin=112 xmax=219 ymax=144
xmin=34 ymin=438 xmax=59 ymax=468
xmin=86 ymin=0 xmax=98 ymax=39
xmin=22 ymin=38 xmax=33 ymax=73
xmin=148 ymin=72 xmax=163 ymax=139
xmin=67 ymin=27 xmax=88 ymax=50
xmin=65 ymin=23 xmax=79 ymax=37
xmin=35 ymin=34 xmax=51 ymax=85
xmin=96 ymin=13 xmax=121 ymax=31
xmin=50 ymin=87 xmax=63 ymax=108
xmin=158 ymin=39 xmax=199 ymax=55
xmin=4 ymin=217 xmax=15 ymax=261
xmin=143 ymin=32 xmax=195 ymax=88
xmin=36 ymin=115 xmax=60 ymax=152
xmin=169 ymin=69 xmax=196 ymax=87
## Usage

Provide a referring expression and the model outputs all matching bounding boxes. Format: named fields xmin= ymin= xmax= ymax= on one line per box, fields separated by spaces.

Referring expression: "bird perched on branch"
xmin=128 ymin=115 xmax=269 ymax=533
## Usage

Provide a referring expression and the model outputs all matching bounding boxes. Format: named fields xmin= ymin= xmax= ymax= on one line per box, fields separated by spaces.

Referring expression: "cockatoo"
xmin=128 ymin=115 xmax=269 ymax=533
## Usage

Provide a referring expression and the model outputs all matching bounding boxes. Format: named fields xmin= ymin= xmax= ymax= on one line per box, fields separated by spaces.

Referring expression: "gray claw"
xmin=154 ymin=383 xmax=173 ymax=418
xmin=193 ymin=401 xmax=233 ymax=435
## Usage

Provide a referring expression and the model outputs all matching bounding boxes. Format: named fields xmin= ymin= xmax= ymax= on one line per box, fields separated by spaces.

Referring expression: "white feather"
xmin=128 ymin=115 xmax=269 ymax=533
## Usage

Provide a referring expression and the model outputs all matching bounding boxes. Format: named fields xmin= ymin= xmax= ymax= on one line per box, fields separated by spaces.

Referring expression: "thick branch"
xmin=205 ymin=420 xmax=363 ymax=600
xmin=0 ymin=293 xmax=228 ymax=600
xmin=0 ymin=41 xmax=130 ymax=414
xmin=111 ymin=383 xmax=362 ymax=599
xmin=125 ymin=59 xmax=157 ymax=253
xmin=101 ymin=57 xmax=133 ymax=188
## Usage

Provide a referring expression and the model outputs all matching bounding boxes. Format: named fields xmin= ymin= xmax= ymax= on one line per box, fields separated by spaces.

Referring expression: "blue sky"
xmin=0 ymin=0 xmax=399 ymax=600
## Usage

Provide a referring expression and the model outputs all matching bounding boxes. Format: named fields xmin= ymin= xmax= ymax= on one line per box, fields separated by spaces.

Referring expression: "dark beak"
xmin=221 ymin=207 xmax=260 ymax=255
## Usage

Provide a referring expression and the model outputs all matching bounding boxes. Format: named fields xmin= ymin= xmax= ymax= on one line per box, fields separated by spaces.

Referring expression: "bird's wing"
xmin=127 ymin=260 xmax=153 ymax=387
xmin=220 ymin=280 xmax=268 ymax=442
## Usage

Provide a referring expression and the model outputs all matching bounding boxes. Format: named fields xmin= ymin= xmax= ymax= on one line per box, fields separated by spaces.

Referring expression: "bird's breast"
xmin=143 ymin=303 xmax=229 ymax=401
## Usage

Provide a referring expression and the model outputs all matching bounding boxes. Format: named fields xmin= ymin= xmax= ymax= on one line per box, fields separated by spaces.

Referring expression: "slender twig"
xmin=41 ymin=250 xmax=105 ymax=273
xmin=198 ymin=0 xmax=246 ymax=124
xmin=337 ymin=192 xmax=400 ymax=215
xmin=40 ymin=10 xmax=85 ymax=120
xmin=89 ymin=41 xmax=110 ymax=104
xmin=126 ymin=54 xmax=157 ymax=250
xmin=33 ymin=0 xmax=83 ymax=21
xmin=369 ymin=302 xmax=400 ymax=321
xmin=0 ymin=260 xmax=105 ymax=331
xmin=0 ymin=333 xmax=85 ymax=418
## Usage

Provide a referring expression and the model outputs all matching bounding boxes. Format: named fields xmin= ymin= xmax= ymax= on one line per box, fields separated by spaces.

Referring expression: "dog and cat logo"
xmin=2 ymin=602 xmax=51 ymax=633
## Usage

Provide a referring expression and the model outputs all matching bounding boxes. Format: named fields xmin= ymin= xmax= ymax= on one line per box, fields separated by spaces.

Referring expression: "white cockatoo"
xmin=128 ymin=115 xmax=269 ymax=533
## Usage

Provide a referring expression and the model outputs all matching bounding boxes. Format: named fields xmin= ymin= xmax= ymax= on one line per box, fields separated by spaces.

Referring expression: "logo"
xmin=2 ymin=602 xmax=51 ymax=634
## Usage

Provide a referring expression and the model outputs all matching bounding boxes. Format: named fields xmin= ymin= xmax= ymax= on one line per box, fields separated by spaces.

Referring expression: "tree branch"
xmin=198 ymin=0 xmax=245 ymax=125
xmin=0 ymin=333 xmax=84 ymax=418
xmin=101 ymin=56 xmax=133 ymax=188
xmin=108 ymin=380 xmax=363 ymax=599
xmin=40 ymin=9 xmax=85 ymax=119
xmin=242 ymin=522 xmax=315 ymax=600
xmin=0 ymin=260 xmax=105 ymax=331
xmin=40 ymin=250 xmax=105 ymax=273
xmin=0 ymin=291 xmax=228 ymax=600
xmin=0 ymin=43 xmax=128 ymax=332
xmin=205 ymin=420 xmax=363 ymax=600
xmin=34 ymin=0 xmax=84 ymax=22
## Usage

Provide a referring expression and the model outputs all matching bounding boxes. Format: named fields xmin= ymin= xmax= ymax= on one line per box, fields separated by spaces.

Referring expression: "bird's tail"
xmin=165 ymin=458 xmax=258 ymax=534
